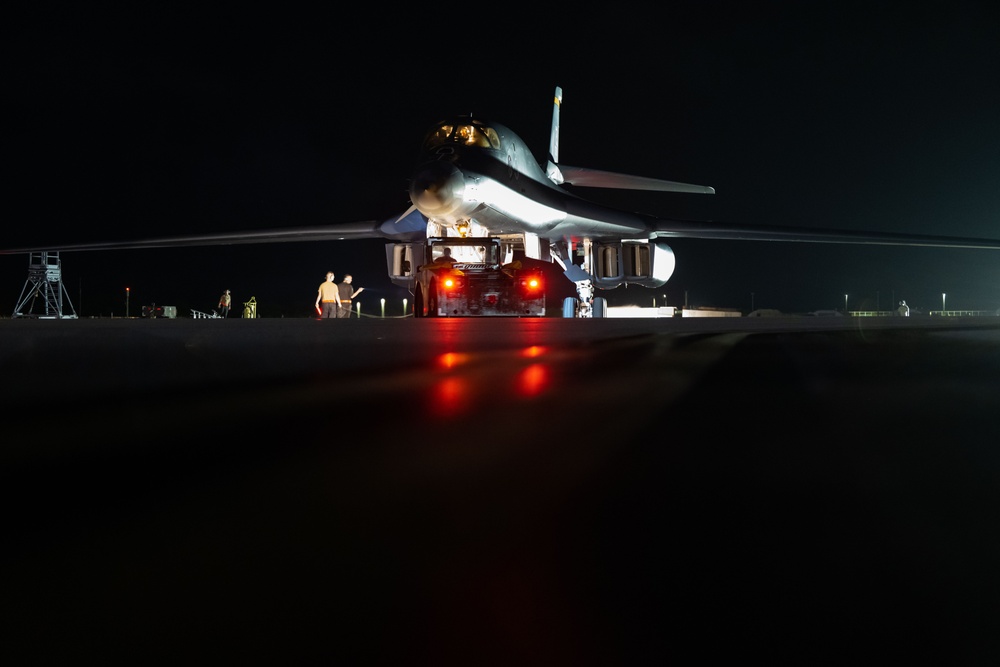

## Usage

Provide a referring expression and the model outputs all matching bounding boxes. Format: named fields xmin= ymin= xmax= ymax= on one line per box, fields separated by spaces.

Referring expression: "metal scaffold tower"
xmin=13 ymin=251 xmax=78 ymax=319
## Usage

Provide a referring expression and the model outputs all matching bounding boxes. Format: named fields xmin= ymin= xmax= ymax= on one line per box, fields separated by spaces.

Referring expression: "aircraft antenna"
xmin=12 ymin=251 xmax=78 ymax=319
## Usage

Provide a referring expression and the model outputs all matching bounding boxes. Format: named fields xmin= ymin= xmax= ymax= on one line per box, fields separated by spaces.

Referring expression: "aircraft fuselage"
xmin=408 ymin=120 xmax=657 ymax=244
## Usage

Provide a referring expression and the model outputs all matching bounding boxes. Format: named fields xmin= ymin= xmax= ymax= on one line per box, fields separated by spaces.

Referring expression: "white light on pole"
xmin=942 ymin=293 xmax=946 ymax=313
xmin=844 ymin=294 xmax=848 ymax=315
xmin=380 ymin=298 xmax=386 ymax=318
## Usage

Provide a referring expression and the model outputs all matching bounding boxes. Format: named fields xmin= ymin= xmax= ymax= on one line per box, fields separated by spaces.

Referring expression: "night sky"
xmin=5 ymin=2 xmax=1000 ymax=317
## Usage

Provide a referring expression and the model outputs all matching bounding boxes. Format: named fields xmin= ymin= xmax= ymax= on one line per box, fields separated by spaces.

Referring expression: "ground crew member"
xmin=218 ymin=290 xmax=231 ymax=317
xmin=316 ymin=272 xmax=338 ymax=318
xmin=336 ymin=274 xmax=364 ymax=318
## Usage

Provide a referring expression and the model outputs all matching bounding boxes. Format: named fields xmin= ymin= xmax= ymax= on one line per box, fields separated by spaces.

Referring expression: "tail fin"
xmin=543 ymin=86 xmax=713 ymax=194
xmin=545 ymin=86 xmax=564 ymax=185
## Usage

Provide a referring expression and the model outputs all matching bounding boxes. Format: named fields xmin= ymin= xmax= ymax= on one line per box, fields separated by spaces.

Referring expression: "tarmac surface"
xmin=4 ymin=314 xmax=1000 ymax=664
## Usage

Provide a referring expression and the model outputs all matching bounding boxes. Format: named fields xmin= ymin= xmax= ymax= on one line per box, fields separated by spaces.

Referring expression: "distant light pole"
xmin=403 ymin=298 xmax=408 ymax=316
xmin=942 ymin=292 xmax=946 ymax=313
xmin=126 ymin=287 xmax=130 ymax=318
xmin=844 ymin=293 xmax=848 ymax=315
xmin=381 ymin=298 xmax=386 ymax=318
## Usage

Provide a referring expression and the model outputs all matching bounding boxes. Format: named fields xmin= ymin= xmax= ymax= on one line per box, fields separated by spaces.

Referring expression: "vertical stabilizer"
xmin=545 ymin=87 xmax=564 ymax=184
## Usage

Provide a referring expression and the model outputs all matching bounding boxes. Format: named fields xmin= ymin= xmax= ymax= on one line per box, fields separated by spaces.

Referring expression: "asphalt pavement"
xmin=3 ymin=314 xmax=1000 ymax=664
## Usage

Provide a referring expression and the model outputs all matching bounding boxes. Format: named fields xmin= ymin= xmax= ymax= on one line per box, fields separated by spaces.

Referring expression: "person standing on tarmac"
xmin=316 ymin=272 xmax=338 ymax=318
xmin=336 ymin=274 xmax=365 ymax=318
xmin=218 ymin=290 xmax=232 ymax=318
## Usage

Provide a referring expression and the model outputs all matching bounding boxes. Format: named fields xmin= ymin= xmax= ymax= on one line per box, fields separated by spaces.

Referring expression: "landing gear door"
xmin=386 ymin=243 xmax=425 ymax=291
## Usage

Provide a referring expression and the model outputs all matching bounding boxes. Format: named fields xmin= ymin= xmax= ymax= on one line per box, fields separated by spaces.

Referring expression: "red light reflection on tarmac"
xmin=432 ymin=376 xmax=470 ymax=416
xmin=428 ymin=345 xmax=554 ymax=418
xmin=437 ymin=352 xmax=470 ymax=370
xmin=516 ymin=346 xmax=552 ymax=396
xmin=431 ymin=352 xmax=472 ymax=417
xmin=520 ymin=345 xmax=547 ymax=358
xmin=515 ymin=363 xmax=550 ymax=397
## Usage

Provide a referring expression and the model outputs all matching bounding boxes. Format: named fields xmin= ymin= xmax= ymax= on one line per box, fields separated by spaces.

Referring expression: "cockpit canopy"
xmin=422 ymin=117 xmax=500 ymax=151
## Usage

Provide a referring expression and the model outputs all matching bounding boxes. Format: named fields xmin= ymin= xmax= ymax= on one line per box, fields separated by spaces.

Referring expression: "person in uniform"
xmin=316 ymin=272 xmax=338 ymax=318
xmin=336 ymin=274 xmax=365 ymax=318
xmin=218 ymin=290 xmax=232 ymax=318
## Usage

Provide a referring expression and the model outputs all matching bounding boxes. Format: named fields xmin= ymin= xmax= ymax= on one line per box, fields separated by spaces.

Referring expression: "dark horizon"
xmin=5 ymin=2 xmax=1000 ymax=316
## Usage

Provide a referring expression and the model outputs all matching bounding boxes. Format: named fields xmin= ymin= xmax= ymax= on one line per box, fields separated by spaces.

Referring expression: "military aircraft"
xmin=5 ymin=86 xmax=1000 ymax=317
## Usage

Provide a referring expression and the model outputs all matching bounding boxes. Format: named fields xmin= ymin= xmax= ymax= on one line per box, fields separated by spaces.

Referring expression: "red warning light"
xmin=519 ymin=274 xmax=544 ymax=296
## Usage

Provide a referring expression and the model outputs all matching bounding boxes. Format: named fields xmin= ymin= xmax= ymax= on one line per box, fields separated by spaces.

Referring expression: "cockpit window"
xmin=429 ymin=242 xmax=500 ymax=265
xmin=423 ymin=121 xmax=500 ymax=150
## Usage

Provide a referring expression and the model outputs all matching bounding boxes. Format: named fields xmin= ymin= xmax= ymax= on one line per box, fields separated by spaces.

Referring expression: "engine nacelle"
xmin=590 ymin=240 xmax=676 ymax=289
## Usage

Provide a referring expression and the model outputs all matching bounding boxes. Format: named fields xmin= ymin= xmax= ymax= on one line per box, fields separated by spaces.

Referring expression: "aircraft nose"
xmin=409 ymin=161 xmax=465 ymax=218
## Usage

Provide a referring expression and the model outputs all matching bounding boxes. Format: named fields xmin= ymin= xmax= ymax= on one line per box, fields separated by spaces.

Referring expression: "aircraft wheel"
xmin=562 ymin=297 xmax=577 ymax=318
xmin=413 ymin=286 xmax=425 ymax=318
xmin=427 ymin=281 xmax=439 ymax=317
xmin=592 ymin=297 xmax=607 ymax=318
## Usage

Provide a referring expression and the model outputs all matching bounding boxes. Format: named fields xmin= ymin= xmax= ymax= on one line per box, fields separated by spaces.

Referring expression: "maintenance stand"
xmin=13 ymin=251 xmax=78 ymax=319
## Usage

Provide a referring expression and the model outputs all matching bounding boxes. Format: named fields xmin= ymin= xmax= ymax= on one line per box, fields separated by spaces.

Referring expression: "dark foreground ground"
xmin=3 ymin=315 xmax=1000 ymax=664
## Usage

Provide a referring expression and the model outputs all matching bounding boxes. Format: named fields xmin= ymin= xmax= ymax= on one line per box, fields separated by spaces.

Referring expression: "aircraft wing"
xmin=649 ymin=218 xmax=1000 ymax=250
xmin=558 ymin=165 xmax=716 ymax=194
xmin=0 ymin=209 xmax=429 ymax=255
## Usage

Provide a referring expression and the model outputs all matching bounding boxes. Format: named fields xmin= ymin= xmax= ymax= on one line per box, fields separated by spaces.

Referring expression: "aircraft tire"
xmin=562 ymin=297 xmax=577 ymax=318
xmin=593 ymin=297 xmax=607 ymax=318
xmin=427 ymin=281 xmax=439 ymax=318
xmin=413 ymin=286 xmax=425 ymax=318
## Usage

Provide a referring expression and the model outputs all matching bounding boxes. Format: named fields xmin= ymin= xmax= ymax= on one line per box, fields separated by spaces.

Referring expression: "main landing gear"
xmin=549 ymin=240 xmax=607 ymax=318
xmin=561 ymin=279 xmax=607 ymax=318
